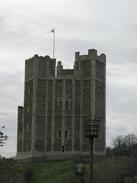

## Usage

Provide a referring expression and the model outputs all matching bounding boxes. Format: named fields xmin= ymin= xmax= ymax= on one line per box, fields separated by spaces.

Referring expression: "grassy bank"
xmin=0 ymin=156 xmax=136 ymax=183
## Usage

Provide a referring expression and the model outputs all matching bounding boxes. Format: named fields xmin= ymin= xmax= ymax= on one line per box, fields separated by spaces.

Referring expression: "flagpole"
xmin=51 ymin=28 xmax=55 ymax=59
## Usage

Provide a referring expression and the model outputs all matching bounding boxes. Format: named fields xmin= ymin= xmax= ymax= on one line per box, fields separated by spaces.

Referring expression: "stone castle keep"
xmin=16 ymin=49 xmax=106 ymax=160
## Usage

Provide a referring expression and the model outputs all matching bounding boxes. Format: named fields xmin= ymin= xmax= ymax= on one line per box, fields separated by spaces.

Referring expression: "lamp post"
xmin=85 ymin=119 xmax=100 ymax=183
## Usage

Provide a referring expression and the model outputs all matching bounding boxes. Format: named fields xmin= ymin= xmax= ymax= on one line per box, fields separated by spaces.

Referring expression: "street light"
xmin=85 ymin=118 xmax=100 ymax=183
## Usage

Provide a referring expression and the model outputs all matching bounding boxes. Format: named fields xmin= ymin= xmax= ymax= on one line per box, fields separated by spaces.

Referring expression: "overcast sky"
xmin=0 ymin=0 xmax=137 ymax=157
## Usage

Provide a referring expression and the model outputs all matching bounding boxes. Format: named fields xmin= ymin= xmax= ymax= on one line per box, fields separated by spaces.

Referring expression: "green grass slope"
xmin=31 ymin=161 xmax=78 ymax=183
xmin=0 ymin=156 xmax=136 ymax=183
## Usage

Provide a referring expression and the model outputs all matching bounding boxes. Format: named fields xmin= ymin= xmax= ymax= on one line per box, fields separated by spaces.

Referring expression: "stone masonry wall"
xmin=17 ymin=106 xmax=24 ymax=152
xmin=17 ymin=49 xmax=106 ymax=160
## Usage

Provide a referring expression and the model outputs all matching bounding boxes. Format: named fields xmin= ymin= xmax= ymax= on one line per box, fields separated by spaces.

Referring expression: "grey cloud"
xmin=0 ymin=0 xmax=137 ymax=156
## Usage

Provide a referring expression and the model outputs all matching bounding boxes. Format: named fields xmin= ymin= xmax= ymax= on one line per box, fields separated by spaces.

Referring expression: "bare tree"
xmin=0 ymin=126 xmax=8 ymax=147
xmin=124 ymin=134 xmax=137 ymax=147
xmin=113 ymin=134 xmax=137 ymax=155
xmin=113 ymin=135 xmax=124 ymax=148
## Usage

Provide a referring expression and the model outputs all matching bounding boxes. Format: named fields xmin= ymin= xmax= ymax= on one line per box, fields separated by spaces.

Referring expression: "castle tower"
xmin=16 ymin=49 xmax=106 ymax=160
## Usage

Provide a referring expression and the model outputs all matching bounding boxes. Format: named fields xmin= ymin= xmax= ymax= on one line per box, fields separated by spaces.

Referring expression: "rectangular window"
xmin=65 ymin=130 xmax=68 ymax=138
xmin=58 ymin=130 xmax=62 ymax=138
xmin=62 ymin=145 xmax=64 ymax=152
xmin=66 ymin=100 xmax=69 ymax=109
xmin=59 ymin=101 xmax=62 ymax=109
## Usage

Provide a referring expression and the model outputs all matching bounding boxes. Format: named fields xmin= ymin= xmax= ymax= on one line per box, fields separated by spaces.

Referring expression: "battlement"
xmin=57 ymin=61 xmax=74 ymax=76
xmin=25 ymin=54 xmax=56 ymax=80
xmin=25 ymin=54 xmax=56 ymax=64
xmin=74 ymin=49 xmax=106 ymax=78
xmin=75 ymin=49 xmax=106 ymax=63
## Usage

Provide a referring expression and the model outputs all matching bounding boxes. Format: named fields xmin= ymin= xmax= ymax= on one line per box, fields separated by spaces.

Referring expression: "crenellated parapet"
xmin=75 ymin=49 xmax=106 ymax=61
xmin=57 ymin=61 xmax=74 ymax=76
xmin=74 ymin=49 xmax=106 ymax=79
xmin=25 ymin=55 xmax=56 ymax=81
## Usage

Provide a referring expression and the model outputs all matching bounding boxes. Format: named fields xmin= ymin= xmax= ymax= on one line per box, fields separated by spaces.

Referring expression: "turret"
xmin=57 ymin=61 xmax=63 ymax=76
xmin=74 ymin=49 xmax=106 ymax=79
xmin=25 ymin=55 xmax=56 ymax=80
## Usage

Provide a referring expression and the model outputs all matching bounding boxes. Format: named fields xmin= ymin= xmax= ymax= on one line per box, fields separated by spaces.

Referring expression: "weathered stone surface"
xmin=16 ymin=49 xmax=106 ymax=160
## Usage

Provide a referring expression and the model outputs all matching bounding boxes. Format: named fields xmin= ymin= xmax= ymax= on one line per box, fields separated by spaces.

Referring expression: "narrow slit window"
xmin=76 ymin=133 xmax=80 ymax=137
xmin=65 ymin=130 xmax=68 ymax=138
xmin=58 ymin=130 xmax=62 ymax=138
xmin=66 ymin=100 xmax=69 ymax=109
xmin=62 ymin=145 xmax=64 ymax=152
xmin=59 ymin=101 xmax=62 ymax=109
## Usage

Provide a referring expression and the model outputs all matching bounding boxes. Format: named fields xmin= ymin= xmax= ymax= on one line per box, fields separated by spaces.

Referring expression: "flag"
xmin=51 ymin=29 xmax=55 ymax=33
